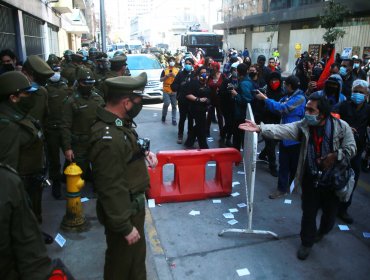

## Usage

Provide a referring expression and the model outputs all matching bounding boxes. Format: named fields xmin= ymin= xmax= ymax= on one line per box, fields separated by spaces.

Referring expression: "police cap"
xmin=23 ymin=55 xmax=54 ymax=78
xmin=105 ymin=72 xmax=147 ymax=97
xmin=109 ymin=55 xmax=127 ymax=66
xmin=76 ymin=68 xmax=95 ymax=84
xmin=47 ymin=54 xmax=60 ymax=66
xmin=0 ymin=71 xmax=37 ymax=96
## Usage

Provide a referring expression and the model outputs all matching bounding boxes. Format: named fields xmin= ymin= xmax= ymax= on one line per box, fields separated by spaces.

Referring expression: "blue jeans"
xmin=162 ymin=92 xmax=177 ymax=121
xmin=277 ymin=143 xmax=300 ymax=192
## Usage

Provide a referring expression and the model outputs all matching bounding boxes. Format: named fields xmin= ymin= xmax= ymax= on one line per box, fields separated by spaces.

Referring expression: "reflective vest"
xmin=163 ymin=67 xmax=179 ymax=93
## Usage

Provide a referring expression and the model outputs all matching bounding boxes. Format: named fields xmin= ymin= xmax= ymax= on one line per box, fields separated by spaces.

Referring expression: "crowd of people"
xmin=0 ymin=43 xmax=369 ymax=278
xmin=161 ymin=47 xmax=370 ymax=260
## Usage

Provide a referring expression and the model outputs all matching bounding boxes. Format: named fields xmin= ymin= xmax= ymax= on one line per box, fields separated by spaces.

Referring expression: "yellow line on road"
xmin=145 ymin=207 xmax=164 ymax=255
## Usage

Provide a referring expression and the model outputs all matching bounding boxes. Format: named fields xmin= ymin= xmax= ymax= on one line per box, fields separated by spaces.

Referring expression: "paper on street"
xmin=338 ymin=225 xmax=350 ymax=231
xmin=231 ymin=192 xmax=240 ymax=197
xmin=189 ymin=210 xmax=200 ymax=216
xmin=148 ymin=199 xmax=156 ymax=208
xmin=80 ymin=197 xmax=89 ymax=202
xmin=55 ymin=233 xmax=66 ymax=248
xmin=228 ymin=219 xmax=238 ymax=225
xmin=212 ymin=199 xmax=221 ymax=204
xmin=237 ymin=268 xmax=250 ymax=276
xmin=223 ymin=213 xmax=234 ymax=219
xmin=229 ymin=208 xmax=238 ymax=213
xmin=237 ymin=203 xmax=247 ymax=208
xmin=284 ymin=199 xmax=292 ymax=204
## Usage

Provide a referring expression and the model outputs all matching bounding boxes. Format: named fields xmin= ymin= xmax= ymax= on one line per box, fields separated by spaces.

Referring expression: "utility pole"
xmin=100 ymin=0 xmax=107 ymax=52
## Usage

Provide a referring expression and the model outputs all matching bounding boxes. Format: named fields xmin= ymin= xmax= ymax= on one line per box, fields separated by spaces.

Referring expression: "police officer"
xmin=89 ymin=72 xmax=158 ymax=280
xmin=61 ymin=68 xmax=105 ymax=181
xmin=46 ymin=54 xmax=69 ymax=199
xmin=0 ymin=163 xmax=52 ymax=279
xmin=0 ymin=71 xmax=53 ymax=243
xmin=61 ymin=49 xmax=74 ymax=69
xmin=21 ymin=55 xmax=54 ymax=224
xmin=61 ymin=52 xmax=86 ymax=88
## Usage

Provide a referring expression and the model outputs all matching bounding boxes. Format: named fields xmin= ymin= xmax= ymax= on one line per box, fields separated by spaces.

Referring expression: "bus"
xmin=181 ymin=31 xmax=223 ymax=62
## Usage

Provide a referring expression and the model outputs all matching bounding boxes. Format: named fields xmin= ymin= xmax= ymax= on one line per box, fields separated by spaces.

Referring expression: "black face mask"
xmin=15 ymin=95 xmax=35 ymax=114
xmin=126 ymin=101 xmax=143 ymax=119
xmin=2 ymin=63 xmax=15 ymax=72
xmin=78 ymin=85 xmax=93 ymax=96
xmin=249 ymin=72 xmax=257 ymax=79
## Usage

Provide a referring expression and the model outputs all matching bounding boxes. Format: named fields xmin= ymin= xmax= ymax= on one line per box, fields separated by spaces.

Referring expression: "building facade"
xmin=215 ymin=0 xmax=370 ymax=72
xmin=0 ymin=0 xmax=92 ymax=62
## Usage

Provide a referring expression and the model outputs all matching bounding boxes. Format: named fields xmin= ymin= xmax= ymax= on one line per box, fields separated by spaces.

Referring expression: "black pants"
xmin=338 ymin=149 xmax=362 ymax=213
xmin=232 ymin=119 xmax=245 ymax=150
xmin=300 ymin=173 xmax=339 ymax=247
xmin=259 ymin=137 xmax=277 ymax=169
xmin=185 ymin=108 xmax=208 ymax=149
xmin=277 ymin=144 xmax=300 ymax=192
xmin=178 ymin=101 xmax=193 ymax=137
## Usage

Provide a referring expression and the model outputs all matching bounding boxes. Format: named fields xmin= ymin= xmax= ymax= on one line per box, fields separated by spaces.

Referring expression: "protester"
xmin=239 ymin=92 xmax=356 ymax=260
xmin=337 ymin=79 xmax=370 ymax=224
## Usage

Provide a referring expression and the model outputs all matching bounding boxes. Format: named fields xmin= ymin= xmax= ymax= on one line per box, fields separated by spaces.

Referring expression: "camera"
xmin=169 ymin=69 xmax=173 ymax=73
xmin=137 ymin=138 xmax=150 ymax=154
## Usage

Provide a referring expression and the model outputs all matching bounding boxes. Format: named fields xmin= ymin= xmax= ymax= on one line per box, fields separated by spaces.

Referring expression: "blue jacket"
xmin=265 ymin=89 xmax=306 ymax=146
xmin=233 ymin=76 xmax=254 ymax=120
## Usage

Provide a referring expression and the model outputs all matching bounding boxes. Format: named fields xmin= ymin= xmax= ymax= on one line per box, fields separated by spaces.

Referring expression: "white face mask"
xmin=169 ymin=61 xmax=175 ymax=67
xmin=49 ymin=72 xmax=61 ymax=82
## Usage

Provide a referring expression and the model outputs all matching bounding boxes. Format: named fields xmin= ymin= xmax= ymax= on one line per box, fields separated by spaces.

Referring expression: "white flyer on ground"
xmin=232 ymin=181 xmax=241 ymax=187
xmin=284 ymin=199 xmax=292 ymax=204
xmin=213 ymin=128 xmax=218 ymax=132
xmin=223 ymin=213 xmax=234 ymax=219
xmin=237 ymin=171 xmax=245 ymax=175
xmin=289 ymin=181 xmax=295 ymax=193
xmin=80 ymin=197 xmax=89 ymax=203
xmin=55 ymin=233 xmax=66 ymax=248
xmin=231 ymin=192 xmax=240 ymax=197
xmin=212 ymin=199 xmax=221 ymax=204
xmin=338 ymin=224 xmax=350 ymax=231
xmin=228 ymin=219 xmax=238 ymax=225
xmin=229 ymin=208 xmax=239 ymax=213
xmin=237 ymin=203 xmax=247 ymax=208
xmin=237 ymin=268 xmax=250 ymax=276
xmin=189 ymin=210 xmax=200 ymax=216
xmin=208 ymin=163 xmax=216 ymax=167
xmin=148 ymin=199 xmax=156 ymax=208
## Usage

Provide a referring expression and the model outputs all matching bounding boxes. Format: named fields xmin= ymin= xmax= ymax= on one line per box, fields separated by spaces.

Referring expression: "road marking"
xmin=145 ymin=207 xmax=164 ymax=255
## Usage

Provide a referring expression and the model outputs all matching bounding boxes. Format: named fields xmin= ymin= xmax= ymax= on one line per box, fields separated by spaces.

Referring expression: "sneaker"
xmin=161 ymin=116 xmax=165 ymax=122
xmin=43 ymin=232 xmax=54 ymax=245
xmin=338 ymin=211 xmax=354 ymax=224
xmin=269 ymin=190 xmax=287 ymax=199
xmin=172 ymin=120 xmax=177 ymax=126
xmin=297 ymin=245 xmax=311 ymax=260
xmin=177 ymin=136 xmax=183 ymax=144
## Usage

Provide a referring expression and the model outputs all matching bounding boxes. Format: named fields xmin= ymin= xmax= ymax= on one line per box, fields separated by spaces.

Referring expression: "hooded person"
xmin=314 ymin=74 xmax=346 ymax=112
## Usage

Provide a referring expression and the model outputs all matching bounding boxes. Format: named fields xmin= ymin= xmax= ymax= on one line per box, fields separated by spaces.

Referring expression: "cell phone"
xmin=169 ymin=70 xmax=173 ymax=73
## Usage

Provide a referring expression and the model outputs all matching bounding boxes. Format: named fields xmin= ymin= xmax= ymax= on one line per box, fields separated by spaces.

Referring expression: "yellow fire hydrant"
xmin=61 ymin=163 xmax=88 ymax=231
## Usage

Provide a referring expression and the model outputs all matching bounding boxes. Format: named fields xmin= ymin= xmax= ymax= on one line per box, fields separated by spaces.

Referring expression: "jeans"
xmin=162 ymin=92 xmax=177 ymax=121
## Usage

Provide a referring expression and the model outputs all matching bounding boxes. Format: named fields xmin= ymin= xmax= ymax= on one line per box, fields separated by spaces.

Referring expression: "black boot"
xmin=52 ymin=180 xmax=62 ymax=199
xmin=43 ymin=231 xmax=54 ymax=245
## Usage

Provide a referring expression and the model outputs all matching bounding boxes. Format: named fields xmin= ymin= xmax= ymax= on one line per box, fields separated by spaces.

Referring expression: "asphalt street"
xmin=44 ymin=102 xmax=370 ymax=280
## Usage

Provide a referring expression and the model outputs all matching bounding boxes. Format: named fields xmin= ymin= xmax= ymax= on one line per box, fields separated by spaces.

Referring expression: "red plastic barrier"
xmin=147 ymin=148 xmax=242 ymax=203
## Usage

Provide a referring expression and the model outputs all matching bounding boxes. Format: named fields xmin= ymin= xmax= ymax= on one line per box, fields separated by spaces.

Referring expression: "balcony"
xmin=49 ymin=0 xmax=73 ymax=14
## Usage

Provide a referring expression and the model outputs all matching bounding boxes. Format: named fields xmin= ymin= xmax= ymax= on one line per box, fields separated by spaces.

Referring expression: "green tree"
xmin=320 ymin=0 xmax=349 ymax=44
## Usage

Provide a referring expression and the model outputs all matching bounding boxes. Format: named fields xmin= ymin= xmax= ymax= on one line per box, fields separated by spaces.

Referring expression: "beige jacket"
xmin=260 ymin=118 xmax=357 ymax=189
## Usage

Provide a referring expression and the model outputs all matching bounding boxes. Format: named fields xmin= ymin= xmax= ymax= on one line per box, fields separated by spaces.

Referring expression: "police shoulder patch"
xmin=115 ymin=118 xmax=123 ymax=127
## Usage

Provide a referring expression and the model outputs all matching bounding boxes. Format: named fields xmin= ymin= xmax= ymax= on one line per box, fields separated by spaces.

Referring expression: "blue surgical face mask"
xmin=304 ymin=113 xmax=320 ymax=126
xmin=339 ymin=66 xmax=347 ymax=76
xmin=184 ymin=64 xmax=192 ymax=72
xmin=353 ymin=63 xmax=360 ymax=69
xmin=200 ymin=73 xmax=207 ymax=80
xmin=351 ymin=92 xmax=365 ymax=105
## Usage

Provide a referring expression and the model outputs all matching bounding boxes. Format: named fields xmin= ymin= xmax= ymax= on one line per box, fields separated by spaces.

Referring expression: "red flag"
xmin=316 ymin=48 xmax=335 ymax=90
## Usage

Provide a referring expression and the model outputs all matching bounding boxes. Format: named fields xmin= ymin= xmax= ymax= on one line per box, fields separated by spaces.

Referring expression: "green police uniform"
xmin=61 ymin=68 xmax=105 ymax=179
xmin=45 ymin=77 xmax=69 ymax=198
xmin=89 ymin=73 xmax=149 ymax=280
xmin=21 ymin=55 xmax=54 ymax=223
xmin=0 ymin=163 xmax=52 ymax=279
xmin=0 ymin=72 xmax=38 ymax=170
